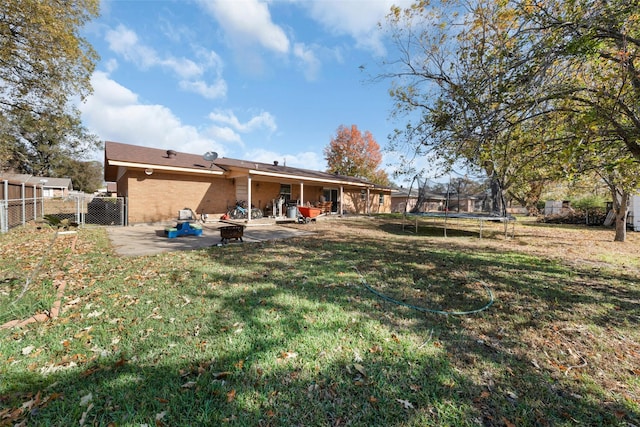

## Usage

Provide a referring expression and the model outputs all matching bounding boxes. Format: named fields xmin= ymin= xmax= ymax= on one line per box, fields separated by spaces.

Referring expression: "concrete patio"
xmin=105 ymin=221 xmax=316 ymax=257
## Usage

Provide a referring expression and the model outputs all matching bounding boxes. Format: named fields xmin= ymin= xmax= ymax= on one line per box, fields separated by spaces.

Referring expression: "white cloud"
xmin=204 ymin=109 xmax=277 ymax=148
xmin=80 ymin=71 xmax=227 ymax=157
xmin=244 ymin=148 xmax=324 ymax=171
xmin=179 ymin=80 xmax=228 ymax=100
xmin=81 ymin=72 xmax=325 ymax=171
xmin=205 ymin=125 xmax=242 ymax=145
xmin=104 ymin=24 xmax=227 ymax=99
xmin=198 ymin=0 xmax=290 ymax=54
xmin=293 ymin=43 xmax=320 ymax=81
xmin=104 ymin=58 xmax=119 ymax=74
xmin=300 ymin=1 xmax=407 ymax=56
xmin=106 ymin=25 xmax=158 ymax=68
xmin=208 ymin=109 xmax=277 ymax=134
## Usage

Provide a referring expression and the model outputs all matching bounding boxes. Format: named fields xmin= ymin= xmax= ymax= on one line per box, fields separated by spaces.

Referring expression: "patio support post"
xmin=247 ymin=175 xmax=252 ymax=223
xmin=367 ymin=188 xmax=370 ymax=215
xmin=299 ymin=182 xmax=304 ymax=206
xmin=339 ymin=186 xmax=344 ymax=217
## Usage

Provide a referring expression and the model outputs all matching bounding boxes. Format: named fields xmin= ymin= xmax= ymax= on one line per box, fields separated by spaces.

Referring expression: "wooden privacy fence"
xmin=0 ymin=179 xmax=44 ymax=233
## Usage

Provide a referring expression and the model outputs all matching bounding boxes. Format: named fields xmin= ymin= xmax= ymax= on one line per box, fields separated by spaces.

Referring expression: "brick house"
xmin=104 ymin=141 xmax=392 ymax=224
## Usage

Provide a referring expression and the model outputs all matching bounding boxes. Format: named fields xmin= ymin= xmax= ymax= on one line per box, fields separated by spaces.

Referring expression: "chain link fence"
xmin=0 ymin=193 xmax=126 ymax=233
xmin=0 ymin=197 xmax=45 ymax=233
xmin=44 ymin=194 xmax=127 ymax=227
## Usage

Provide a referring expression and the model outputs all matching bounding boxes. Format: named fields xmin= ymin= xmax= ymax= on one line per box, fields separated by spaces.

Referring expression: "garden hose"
xmin=353 ymin=267 xmax=494 ymax=316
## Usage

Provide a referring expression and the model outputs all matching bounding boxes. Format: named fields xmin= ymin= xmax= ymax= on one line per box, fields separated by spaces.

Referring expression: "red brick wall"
xmin=124 ymin=171 xmax=235 ymax=223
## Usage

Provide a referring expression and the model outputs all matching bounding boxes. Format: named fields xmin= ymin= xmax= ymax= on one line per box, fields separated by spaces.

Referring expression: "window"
xmin=379 ymin=193 xmax=384 ymax=205
xmin=280 ymin=184 xmax=291 ymax=201
xmin=360 ymin=190 xmax=366 ymax=201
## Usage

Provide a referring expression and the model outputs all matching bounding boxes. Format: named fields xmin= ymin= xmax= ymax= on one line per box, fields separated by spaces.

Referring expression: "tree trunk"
xmin=609 ymin=186 xmax=629 ymax=242
xmin=524 ymin=181 xmax=544 ymax=216
xmin=490 ymin=173 xmax=504 ymax=216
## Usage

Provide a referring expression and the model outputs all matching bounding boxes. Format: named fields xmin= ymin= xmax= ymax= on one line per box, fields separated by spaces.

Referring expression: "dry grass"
xmin=1 ymin=216 xmax=639 ymax=426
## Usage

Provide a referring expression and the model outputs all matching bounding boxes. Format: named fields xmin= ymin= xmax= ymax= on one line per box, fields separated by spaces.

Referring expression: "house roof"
xmin=391 ymin=187 xmax=445 ymax=200
xmin=105 ymin=141 xmax=226 ymax=181
xmin=0 ymin=173 xmax=72 ymax=189
xmin=105 ymin=141 xmax=388 ymax=190
xmin=28 ymin=177 xmax=73 ymax=189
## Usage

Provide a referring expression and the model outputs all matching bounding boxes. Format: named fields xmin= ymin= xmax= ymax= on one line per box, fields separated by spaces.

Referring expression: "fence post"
xmin=21 ymin=183 xmax=26 ymax=226
xmin=0 ymin=200 xmax=6 ymax=233
xmin=1 ymin=180 xmax=7 ymax=233
xmin=33 ymin=184 xmax=37 ymax=221
xmin=76 ymin=193 xmax=80 ymax=225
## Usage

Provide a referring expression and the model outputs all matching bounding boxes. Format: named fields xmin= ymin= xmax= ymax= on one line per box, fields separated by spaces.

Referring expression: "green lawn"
xmin=1 ymin=218 xmax=639 ymax=426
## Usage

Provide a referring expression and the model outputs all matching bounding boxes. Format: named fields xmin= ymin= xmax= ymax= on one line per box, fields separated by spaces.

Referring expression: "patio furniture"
xmin=317 ymin=201 xmax=332 ymax=214
xmin=164 ymin=208 xmax=203 ymax=238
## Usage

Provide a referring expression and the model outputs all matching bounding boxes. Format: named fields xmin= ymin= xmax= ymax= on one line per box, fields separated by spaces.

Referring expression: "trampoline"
xmin=403 ymin=211 xmax=516 ymax=239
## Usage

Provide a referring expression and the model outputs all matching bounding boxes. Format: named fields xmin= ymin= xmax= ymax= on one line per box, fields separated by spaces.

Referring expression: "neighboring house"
xmin=391 ymin=186 xmax=486 ymax=213
xmin=36 ymin=177 xmax=73 ymax=198
xmin=390 ymin=187 xmax=446 ymax=213
xmin=104 ymin=141 xmax=392 ymax=224
xmin=95 ymin=182 xmax=117 ymax=196
xmin=0 ymin=174 xmax=73 ymax=198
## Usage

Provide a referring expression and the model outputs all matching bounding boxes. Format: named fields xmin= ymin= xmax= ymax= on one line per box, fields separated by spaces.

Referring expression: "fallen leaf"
xmin=226 ymin=389 xmax=236 ymax=402
xmin=502 ymin=417 xmax=516 ymax=427
xmin=79 ymin=392 xmax=92 ymax=406
xmin=181 ymin=381 xmax=197 ymax=389
xmin=79 ymin=403 xmax=93 ymax=426
xmin=353 ymin=363 xmax=367 ymax=377
xmin=21 ymin=346 xmax=35 ymax=356
xmin=369 ymin=345 xmax=383 ymax=353
xmin=614 ymin=410 xmax=627 ymax=420
xmin=279 ymin=351 xmax=298 ymax=360
xmin=506 ymin=391 xmax=518 ymax=401
xmin=212 ymin=371 xmax=231 ymax=379
xmin=396 ymin=398 xmax=414 ymax=409
xmin=87 ymin=310 xmax=104 ymax=318
xmin=155 ymin=411 xmax=167 ymax=421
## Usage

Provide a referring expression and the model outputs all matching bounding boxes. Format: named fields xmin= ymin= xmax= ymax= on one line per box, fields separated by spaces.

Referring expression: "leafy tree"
xmin=0 ymin=0 xmax=99 ymax=114
xmin=59 ymin=159 xmax=104 ymax=193
xmin=382 ymin=0 xmax=640 ymax=239
xmin=3 ymin=105 xmax=102 ymax=176
xmin=384 ymin=0 xmax=553 ymax=216
xmin=517 ymin=0 xmax=640 ymax=161
xmin=324 ymin=125 xmax=390 ymax=186
xmin=0 ymin=0 xmax=100 ymax=176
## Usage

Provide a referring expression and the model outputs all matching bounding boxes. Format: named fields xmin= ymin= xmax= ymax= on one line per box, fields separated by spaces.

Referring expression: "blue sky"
xmin=79 ymin=0 xmax=420 ymax=182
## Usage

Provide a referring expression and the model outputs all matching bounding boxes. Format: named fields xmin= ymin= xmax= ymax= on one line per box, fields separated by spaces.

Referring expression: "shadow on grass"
xmin=1 ymin=225 xmax=638 ymax=426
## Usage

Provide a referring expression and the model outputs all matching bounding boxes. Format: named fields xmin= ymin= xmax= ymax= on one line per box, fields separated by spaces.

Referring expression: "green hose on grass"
xmin=354 ymin=267 xmax=494 ymax=316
